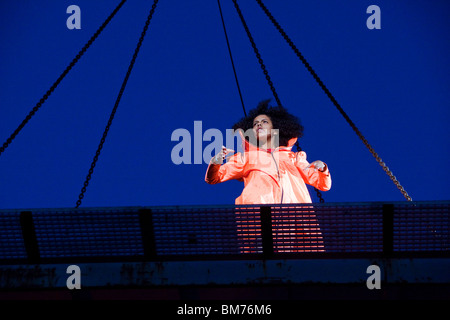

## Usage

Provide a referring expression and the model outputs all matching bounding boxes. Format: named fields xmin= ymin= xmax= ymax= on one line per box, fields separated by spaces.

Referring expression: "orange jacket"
xmin=205 ymin=136 xmax=331 ymax=205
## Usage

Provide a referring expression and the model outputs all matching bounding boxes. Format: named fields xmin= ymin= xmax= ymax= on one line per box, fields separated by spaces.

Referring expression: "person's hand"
xmin=211 ymin=146 xmax=235 ymax=164
xmin=307 ymin=160 xmax=327 ymax=172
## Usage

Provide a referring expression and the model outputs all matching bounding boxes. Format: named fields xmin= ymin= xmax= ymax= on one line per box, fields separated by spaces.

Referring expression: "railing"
xmin=0 ymin=201 xmax=448 ymax=264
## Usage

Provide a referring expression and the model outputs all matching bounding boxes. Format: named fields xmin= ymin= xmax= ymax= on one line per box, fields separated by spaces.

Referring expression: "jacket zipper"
xmin=271 ymin=150 xmax=283 ymax=204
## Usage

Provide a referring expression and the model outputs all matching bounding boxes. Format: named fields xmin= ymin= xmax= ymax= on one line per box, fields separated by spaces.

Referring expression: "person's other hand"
xmin=211 ymin=146 xmax=235 ymax=164
xmin=307 ymin=160 xmax=327 ymax=172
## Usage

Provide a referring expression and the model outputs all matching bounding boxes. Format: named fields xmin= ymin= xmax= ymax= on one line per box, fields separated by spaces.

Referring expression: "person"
xmin=204 ymin=99 xmax=332 ymax=253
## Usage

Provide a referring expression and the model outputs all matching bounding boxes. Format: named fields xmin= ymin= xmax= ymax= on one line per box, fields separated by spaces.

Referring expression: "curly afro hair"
xmin=232 ymin=99 xmax=304 ymax=147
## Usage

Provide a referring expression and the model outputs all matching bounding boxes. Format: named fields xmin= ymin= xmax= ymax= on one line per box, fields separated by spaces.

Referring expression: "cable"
xmin=218 ymin=0 xmax=247 ymax=117
xmin=256 ymin=0 xmax=412 ymax=201
xmin=0 ymin=0 xmax=128 ymax=158
xmin=75 ymin=0 xmax=159 ymax=208
xmin=232 ymin=0 xmax=282 ymax=108
xmin=232 ymin=0 xmax=325 ymax=202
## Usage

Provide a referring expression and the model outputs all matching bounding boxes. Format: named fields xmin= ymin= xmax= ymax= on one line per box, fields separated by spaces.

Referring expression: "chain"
xmin=232 ymin=0 xmax=282 ymax=108
xmin=0 ymin=0 xmax=127 ymax=158
xmin=75 ymin=0 xmax=159 ymax=208
xmin=256 ymin=0 xmax=412 ymax=201
xmin=233 ymin=0 xmax=327 ymax=203
xmin=315 ymin=187 xmax=325 ymax=203
xmin=218 ymin=0 xmax=247 ymax=117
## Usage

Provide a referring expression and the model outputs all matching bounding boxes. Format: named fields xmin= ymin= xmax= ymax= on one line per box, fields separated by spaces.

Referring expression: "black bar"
xmin=382 ymin=204 xmax=394 ymax=256
xmin=139 ymin=209 xmax=157 ymax=259
xmin=260 ymin=206 xmax=274 ymax=257
xmin=19 ymin=211 xmax=40 ymax=263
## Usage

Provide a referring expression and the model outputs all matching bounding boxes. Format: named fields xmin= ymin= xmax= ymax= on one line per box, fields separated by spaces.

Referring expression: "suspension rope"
xmin=218 ymin=0 xmax=247 ymax=117
xmin=232 ymin=0 xmax=324 ymax=202
xmin=75 ymin=0 xmax=159 ymax=208
xmin=255 ymin=0 xmax=412 ymax=201
xmin=0 ymin=0 xmax=127 ymax=158
xmin=231 ymin=0 xmax=282 ymax=108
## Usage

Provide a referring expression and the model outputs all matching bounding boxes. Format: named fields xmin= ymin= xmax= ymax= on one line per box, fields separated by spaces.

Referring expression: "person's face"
xmin=252 ymin=114 xmax=273 ymax=141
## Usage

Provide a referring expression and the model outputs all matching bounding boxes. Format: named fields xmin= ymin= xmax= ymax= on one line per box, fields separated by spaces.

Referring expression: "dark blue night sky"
xmin=0 ymin=0 xmax=449 ymax=209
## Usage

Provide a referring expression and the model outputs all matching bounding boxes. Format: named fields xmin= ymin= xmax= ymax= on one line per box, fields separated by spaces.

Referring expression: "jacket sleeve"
xmin=294 ymin=151 xmax=332 ymax=191
xmin=205 ymin=152 xmax=245 ymax=184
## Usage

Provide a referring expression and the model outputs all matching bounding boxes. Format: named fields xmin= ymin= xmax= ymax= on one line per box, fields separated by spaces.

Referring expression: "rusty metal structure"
xmin=0 ymin=201 xmax=449 ymax=300
xmin=0 ymin=1 xmax=448 ymax=301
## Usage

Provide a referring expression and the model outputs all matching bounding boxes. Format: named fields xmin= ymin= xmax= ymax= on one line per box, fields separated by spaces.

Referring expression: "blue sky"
xmin=0 ymin=0 xmax=449 ymax=209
